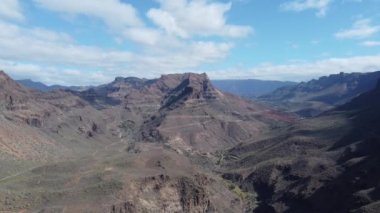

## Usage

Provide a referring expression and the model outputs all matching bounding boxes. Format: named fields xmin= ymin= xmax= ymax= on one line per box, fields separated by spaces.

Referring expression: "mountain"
xmin=16 ymin=79 xmax=57 ymax=92
xmin=16 ymin=79 xmax=91 ymax=92
xmin=259 ymin=71 xmax=380 ymax=117
xmin=212 ymin=79 xmax=297 ymax=98
xmin=219 ymin=79 xmax=380 ymax=212
xmin=0 ymin=70 xmax=292 ymax=212
xmin=76 ymin=73 xmax=293 ymax=152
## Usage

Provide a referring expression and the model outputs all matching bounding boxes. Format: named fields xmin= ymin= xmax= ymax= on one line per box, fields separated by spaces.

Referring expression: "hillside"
xmin=0 ymin=71 xmax=115 ymax=161
xmin=259 ymin=71 xmax=380 ymax=117
xmin=219 ymin=79 xmax=380 ymax=212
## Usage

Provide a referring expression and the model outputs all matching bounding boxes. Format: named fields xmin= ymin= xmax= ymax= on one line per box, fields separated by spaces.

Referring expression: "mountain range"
xmin=16 ymin=78 xmax=296 ymax=98
xmin=259 ymin=71 xmax=380 ymax=117
xmin=212 ymin=79 xmax=297 ymax=98
xmin=16 ymin=79 xmax=92 ymax=92
xmin=0 ymin=70 xmax=379 ymax=212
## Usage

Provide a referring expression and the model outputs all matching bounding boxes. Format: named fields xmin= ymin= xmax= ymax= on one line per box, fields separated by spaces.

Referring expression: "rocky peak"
xmin=113 ymin=76 xmax=144 ymax=83
xmin=183 ymin=73 xmax=217 ymax=98
xmin=111 ymin=76 xmax=146 ymax=88
xmin=161 ymin=73 xmax=218 ymax=109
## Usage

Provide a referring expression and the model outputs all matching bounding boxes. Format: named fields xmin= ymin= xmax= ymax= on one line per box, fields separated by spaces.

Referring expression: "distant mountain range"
xmin=17 ymin=71 xmax=380 ymax=119
xmin=212 ymin=79 xmax=297 ymax=98
xmin=259 ymin=71 xmax=380 ymax=117
xmin=17 ymin=78 xmax=297 ymax=98
xmin=16 ymin=79 xmax=91 ymax=92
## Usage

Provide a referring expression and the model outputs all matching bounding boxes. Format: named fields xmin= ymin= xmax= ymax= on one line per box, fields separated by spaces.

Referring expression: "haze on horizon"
xmin=0 ymin=0 xmax=380 ymax=86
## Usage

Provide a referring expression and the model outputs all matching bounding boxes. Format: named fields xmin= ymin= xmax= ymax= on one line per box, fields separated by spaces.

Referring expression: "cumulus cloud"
xmin=33 ymin=0 xmax=253 ymax=42
xmin=147 ymin=0 xmax=253 ymax=38
xmin=0 ymin=20 xmax=233 ymax=85
xmin=29 ymin=0 xmax=251 ymax=65
xmin=281 ymin=0 xmax=332 ymax=17
xmin=0 ymin=0 xmax=24 ymax=21
xmin=335 ymin=19 xmax=380 ymax=39
xmin=0 ymin=21 xmax=134 ymax=68
xmin=33 ymin=0 xmax=143 ymax=30
xmin=4 ymin=0 xmax=377 ymax=86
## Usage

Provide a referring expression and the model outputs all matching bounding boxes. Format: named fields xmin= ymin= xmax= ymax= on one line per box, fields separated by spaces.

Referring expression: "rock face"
xmin=161 ymin=73 xmax=218 ymax=109
xmin=259 ymin=71 xmax=380 ymax=117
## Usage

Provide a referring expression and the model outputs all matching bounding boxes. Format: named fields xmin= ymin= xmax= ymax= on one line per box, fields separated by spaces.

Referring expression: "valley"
xmin=0 ymin=70 xmax=379 ymax=212
xmin=0 ymin=71 xmax=289 ymax=212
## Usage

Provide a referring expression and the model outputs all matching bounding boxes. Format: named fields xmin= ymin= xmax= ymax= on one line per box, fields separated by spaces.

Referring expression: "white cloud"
xmin=281 ymin=0 xmax=332 ymax=17
xmin=31 ymin=0 xmax=250 ymax=54
xmin=0 ymin=20 xmax=232 ymax=85
xmin=0 ymin=21 xmax=134 ymax=68
xmin=0 ymin=0 xmax=24 ymax=21
xmin=134 ymin=41 xmax=233 ymax=71
xmin=0 ymin=60 xmax=112 ymax=86
xmin=123 ymin=27 xmax=162 ymax=46
xmin=2 ymin=13 xmax=380 ymax=85
xmin=1 ymin=1 xmax=247 ymax=85
xmin=147 ymin=0 xmax=253 ymax=38
xmin=335 ymin=19 xmax=380 ymax=39
xmin=33 ymin=0 xmax=143 ymax=30
xmin=361 ymin=40 xmax=380 ymax=47
xmin=147 ymin=9 xmax=188 ymax=38
xmin=206 ymin=55 xmax=380 ymax=81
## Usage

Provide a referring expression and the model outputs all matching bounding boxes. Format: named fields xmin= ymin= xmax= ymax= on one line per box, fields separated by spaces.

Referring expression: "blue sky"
xmin=0 ymin=0 xmax=380 ymax=85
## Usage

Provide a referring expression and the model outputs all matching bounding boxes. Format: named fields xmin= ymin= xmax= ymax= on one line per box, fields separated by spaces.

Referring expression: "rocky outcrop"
xmin=108 ymin=174 xmax=216 ymax=213
xmin=178 ymin=177 xmax=214 ymax=212
xmin=162 ymin=73 xmax=218 ymax=110
xmin=111 ymin=202 xmax=136 ymax=213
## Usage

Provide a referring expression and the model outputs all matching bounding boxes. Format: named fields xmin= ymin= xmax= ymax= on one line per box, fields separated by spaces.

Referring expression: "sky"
xmin=0 ymin=0 xmax=380 ymax=86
